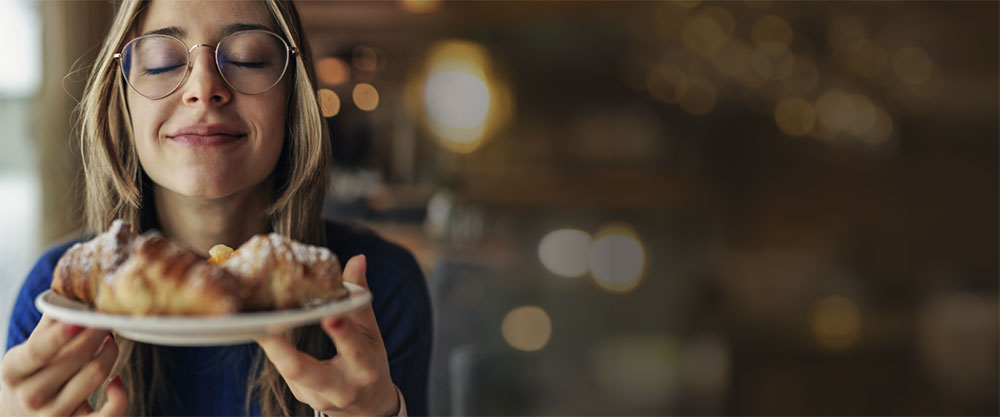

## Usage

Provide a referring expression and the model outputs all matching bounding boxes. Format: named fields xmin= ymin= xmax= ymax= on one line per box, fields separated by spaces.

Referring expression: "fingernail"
xmin=109 ymin=375 xmax=122 ymax=388
xmin=327 ymin=318 xmax=344 ymax=330
xmin=65 ymin=324 xmax=83 ymax=335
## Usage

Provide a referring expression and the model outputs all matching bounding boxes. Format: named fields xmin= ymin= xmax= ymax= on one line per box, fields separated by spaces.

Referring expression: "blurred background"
xmin=1 ymin=0 xmax=997 ymax=415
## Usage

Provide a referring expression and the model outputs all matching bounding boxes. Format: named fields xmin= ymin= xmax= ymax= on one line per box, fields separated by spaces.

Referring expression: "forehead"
xmin=136 ymin=0 xmax=277 ymax=40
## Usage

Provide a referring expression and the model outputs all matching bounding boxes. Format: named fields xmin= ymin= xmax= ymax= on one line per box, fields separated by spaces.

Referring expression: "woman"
xmin=0 ymin=0 xmax=432 ymax=415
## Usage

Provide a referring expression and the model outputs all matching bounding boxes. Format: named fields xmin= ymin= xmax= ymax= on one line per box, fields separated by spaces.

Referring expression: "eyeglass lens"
xmin=120 ymin=31 xmax=289 ymax=98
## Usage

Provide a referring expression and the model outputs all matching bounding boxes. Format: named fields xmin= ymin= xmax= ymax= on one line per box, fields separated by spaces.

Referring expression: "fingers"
xmin=342 ymin=255 xmax=368 ymax=289
xmin=92 ymin=376 xmax=127 ymax=417
xmin=49 ymin=335 xmax=119 ymax=414
xmin=255 ymin=335 xmax=343 ymax=390
xmin=15 ymin=329 xmax=111 ymax=409
xmin=2 ymin=317 xmax=86 ymax=383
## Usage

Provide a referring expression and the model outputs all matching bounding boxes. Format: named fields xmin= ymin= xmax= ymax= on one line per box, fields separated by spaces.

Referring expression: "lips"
xmin=166 ymin=124 xmax=248 ymax=147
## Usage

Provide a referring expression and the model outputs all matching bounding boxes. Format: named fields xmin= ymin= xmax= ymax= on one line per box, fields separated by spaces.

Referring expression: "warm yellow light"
xmin=859 ymin=106 xmax=893 ymax=146
xmin=676 ymin=77 xmax=717 ymax=116
xmin=538 ymin=229 xmax=593 ymax=278
xmin=414 ymin=40 xmax=511 ymax=153
xmin=502 ymin=306 xmax=552 ymax=352
xmin=400 ymin=0 xmax=440 ymax=14
xmin=893 ymin=46 xmax=933 ymax=85
xmin=811 ymin=296 xmax=861 ymax=352
xmin=315 ymin=57 xmax=349 ymax=86
xmin=752 ymin=15 xmax=793 ymax=46
xmin=352 ymin=83 xmax=379 ymax=111
xmin=317 ymin=88 xmax=341 ymax=118
xmin=751 ymin=42 xmax=794 ymax=80
xmin=712 ymin=39 xmax=752 ymax=78
xmin=847 ymin=94 xmax=877 ymax=137
xmin=827 ymin=16 xmax=866 ymax=53
xmin=847 ymin=40 xmax=887 ymax=78
xmin=774 ymin=96 xmax=816 ymax=137
xmin=590 ymin=224 xmax=645 ymax=293
xmin=682 ymin=12 xmax=729 ymax=57
xmin=782 ymin=56 xmax=818 ymax=95
xmin=814 ymin=89 xmax=856 ymax=132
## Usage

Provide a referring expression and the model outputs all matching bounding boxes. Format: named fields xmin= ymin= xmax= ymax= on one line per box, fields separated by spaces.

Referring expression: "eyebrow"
xmin=141 ymin=23 xmax=272 ymax=39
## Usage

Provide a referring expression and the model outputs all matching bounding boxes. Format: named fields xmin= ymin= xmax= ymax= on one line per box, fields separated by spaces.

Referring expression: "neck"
xmin=153 ymin=180 xmax=273 ymax=257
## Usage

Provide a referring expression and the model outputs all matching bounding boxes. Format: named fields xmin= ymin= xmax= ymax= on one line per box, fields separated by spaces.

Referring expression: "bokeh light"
xmin=415 ymin=40 xmax=511 ymax=153
xmin=846 ymin=94 xmax=877 ymax=137
xmin=502 ymin=306 xmax=552 ymax=352
xmin=846 ymin=39 xmax=887 ymax=78
xmin=352 ymin=82 xmax=380 ymax=111
xmin=400 ymin=0 xmax=441 ymax=14
xmin=751 ymin=42 xmax=794 ymax=80
xmin=892 ymin=46 xmax=934 ymax=85
xmin=810 ymin=295 xmax=861 ymax=352
xmin=646 ymin=65 xmax=687 ymax=104
xmin=317 ymin=88 xmax=341 ymax=118
xmin=712 ymin=39 xmax=752 ymax=79
xmin=315 ymin=57 xmax=350 ymax=86
xmin=682 ymin=11 xmax=729 ymax=57
xmin=858 ymin=106 xmax=894 ymax=146
xmin=590 ymin=224 xmax=646 ymax=293
xmin=781 ymin=55 xmax=819 ymax=95
xmin=538 ymin=229 xmax=593 ymax=278
xmin=814 ymin=89 xmax=856 ymax=132
xmin=752 ymin=15 xmax=793 ymax=47
xmin=774 ymin=96 xmax=816 ymax=137
xmin=827 ymin=16 xmax=866 ymax=53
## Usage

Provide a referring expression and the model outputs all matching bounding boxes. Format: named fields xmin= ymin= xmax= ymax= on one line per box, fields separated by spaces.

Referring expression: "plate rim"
xmin=35 ymin=282 xmax=371 ymax=333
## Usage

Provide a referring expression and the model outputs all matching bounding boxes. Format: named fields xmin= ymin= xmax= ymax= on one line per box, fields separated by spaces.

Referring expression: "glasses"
xmin=114 ymin=30 xmax=297 ymax=99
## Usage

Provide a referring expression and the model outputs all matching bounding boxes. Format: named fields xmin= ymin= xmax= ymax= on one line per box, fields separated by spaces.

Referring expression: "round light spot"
xmin=751 ymin=42 xmax=794 ymax=80
xmin=893 ymin=46 xmax=933 ymax=85
xmin=846 ymin=39 xmax=886 ymax=78
xmin=502 ymin=306 xmax=552 ymax=352
xmin=352 ymin=83 xmax=379 ymax=111
xmin=752 ymin=15 xmax=793 ymax=46
xmin=846 ymin=94 xmax=877 ymax=137
xmin=424 ymin=71 xmax=491 ymax=128
xmin=811 ymin=296 xmax=861 ymax=352
xmin=682 ymin=13 xmax=728 ymax=57
xmin=814 ymin=89 xmax=856 ymax=132
xmin=781 ymin=56 xmax=818 ymax=95
xmin=317 ymin=88 xmax=341 ymax=118
xmin=774 ymin=96 xmax=816 ymax=137
xmin=590 ymin=225 xmax=646 ymax=293
xmin=315 ymin=57 xmax=349 ymax=86
xmin=538 ymin=229 xmax=593 ymax=278
xmin=712 ymin=39 xmax=753 ymax=78
xmin=827 ymin=16 xmax=866 ymax=53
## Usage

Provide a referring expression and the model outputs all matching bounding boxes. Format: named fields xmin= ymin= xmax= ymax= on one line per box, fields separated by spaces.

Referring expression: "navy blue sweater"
xmin=6 ymin=220 xmax=432 ymax=416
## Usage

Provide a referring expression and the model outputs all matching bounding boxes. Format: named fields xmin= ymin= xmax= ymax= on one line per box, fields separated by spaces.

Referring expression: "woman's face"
xmin=128 ymin=0 xmax=289 ymax=199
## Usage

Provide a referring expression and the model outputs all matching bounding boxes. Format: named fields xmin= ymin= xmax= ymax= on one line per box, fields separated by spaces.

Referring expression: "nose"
xmin=179 ymin=45 xmax=232 ymax=106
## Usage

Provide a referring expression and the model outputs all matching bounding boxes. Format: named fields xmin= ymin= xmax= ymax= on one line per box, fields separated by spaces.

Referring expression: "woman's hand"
xmin=0 ymin=316 xmax=127 ymax=416
xmin=256 ymin=255 xmax=400 ymax=416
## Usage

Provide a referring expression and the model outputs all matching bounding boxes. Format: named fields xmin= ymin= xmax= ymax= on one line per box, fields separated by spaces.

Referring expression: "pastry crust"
xmin=51 ymin=220 xmax=347 ymax=316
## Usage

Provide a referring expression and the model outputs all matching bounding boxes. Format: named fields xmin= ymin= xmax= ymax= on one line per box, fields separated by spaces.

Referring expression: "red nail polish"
xmin=328 ymin=318 xmax=344 ymax=330
xmin=65 ymin=324 xmax=83 ymax=335
xmin=109 ymin=375 xmax=122 ymax=388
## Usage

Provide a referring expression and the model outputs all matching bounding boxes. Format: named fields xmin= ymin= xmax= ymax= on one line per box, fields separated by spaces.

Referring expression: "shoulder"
xmin=22 ymin=240 xmax=80 ymax=300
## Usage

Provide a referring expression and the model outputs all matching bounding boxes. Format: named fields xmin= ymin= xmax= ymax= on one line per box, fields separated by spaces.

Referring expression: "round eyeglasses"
xmin=113 ymin=30 xmax=297 ymax=99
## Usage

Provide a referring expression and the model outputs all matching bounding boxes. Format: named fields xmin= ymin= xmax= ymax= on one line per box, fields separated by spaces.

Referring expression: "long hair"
xmin=77 ymin=1 xmax=331 ymax=415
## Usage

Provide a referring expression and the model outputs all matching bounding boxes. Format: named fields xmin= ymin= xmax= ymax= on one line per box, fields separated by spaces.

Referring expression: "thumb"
xmin=342 ymin=254 xmax=368 ymax=289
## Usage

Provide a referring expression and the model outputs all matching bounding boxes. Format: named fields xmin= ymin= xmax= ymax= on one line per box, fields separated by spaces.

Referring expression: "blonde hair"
xmin=76 ymin=0 xmax=331 ymax=414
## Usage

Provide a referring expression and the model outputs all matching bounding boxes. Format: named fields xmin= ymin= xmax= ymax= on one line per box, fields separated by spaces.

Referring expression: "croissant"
xmin=220 ymin=234 xmax=347 ymax=311
xmin=51 ymin=220 xmax=347 ymax=316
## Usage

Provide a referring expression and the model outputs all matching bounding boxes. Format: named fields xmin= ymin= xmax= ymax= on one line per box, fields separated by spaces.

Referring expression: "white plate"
xmin=35 ymin=283 xmax=371 ymax=346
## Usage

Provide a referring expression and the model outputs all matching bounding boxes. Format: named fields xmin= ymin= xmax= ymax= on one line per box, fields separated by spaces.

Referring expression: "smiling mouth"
xmin=168 ymin=134 xmax=247 ymax=147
